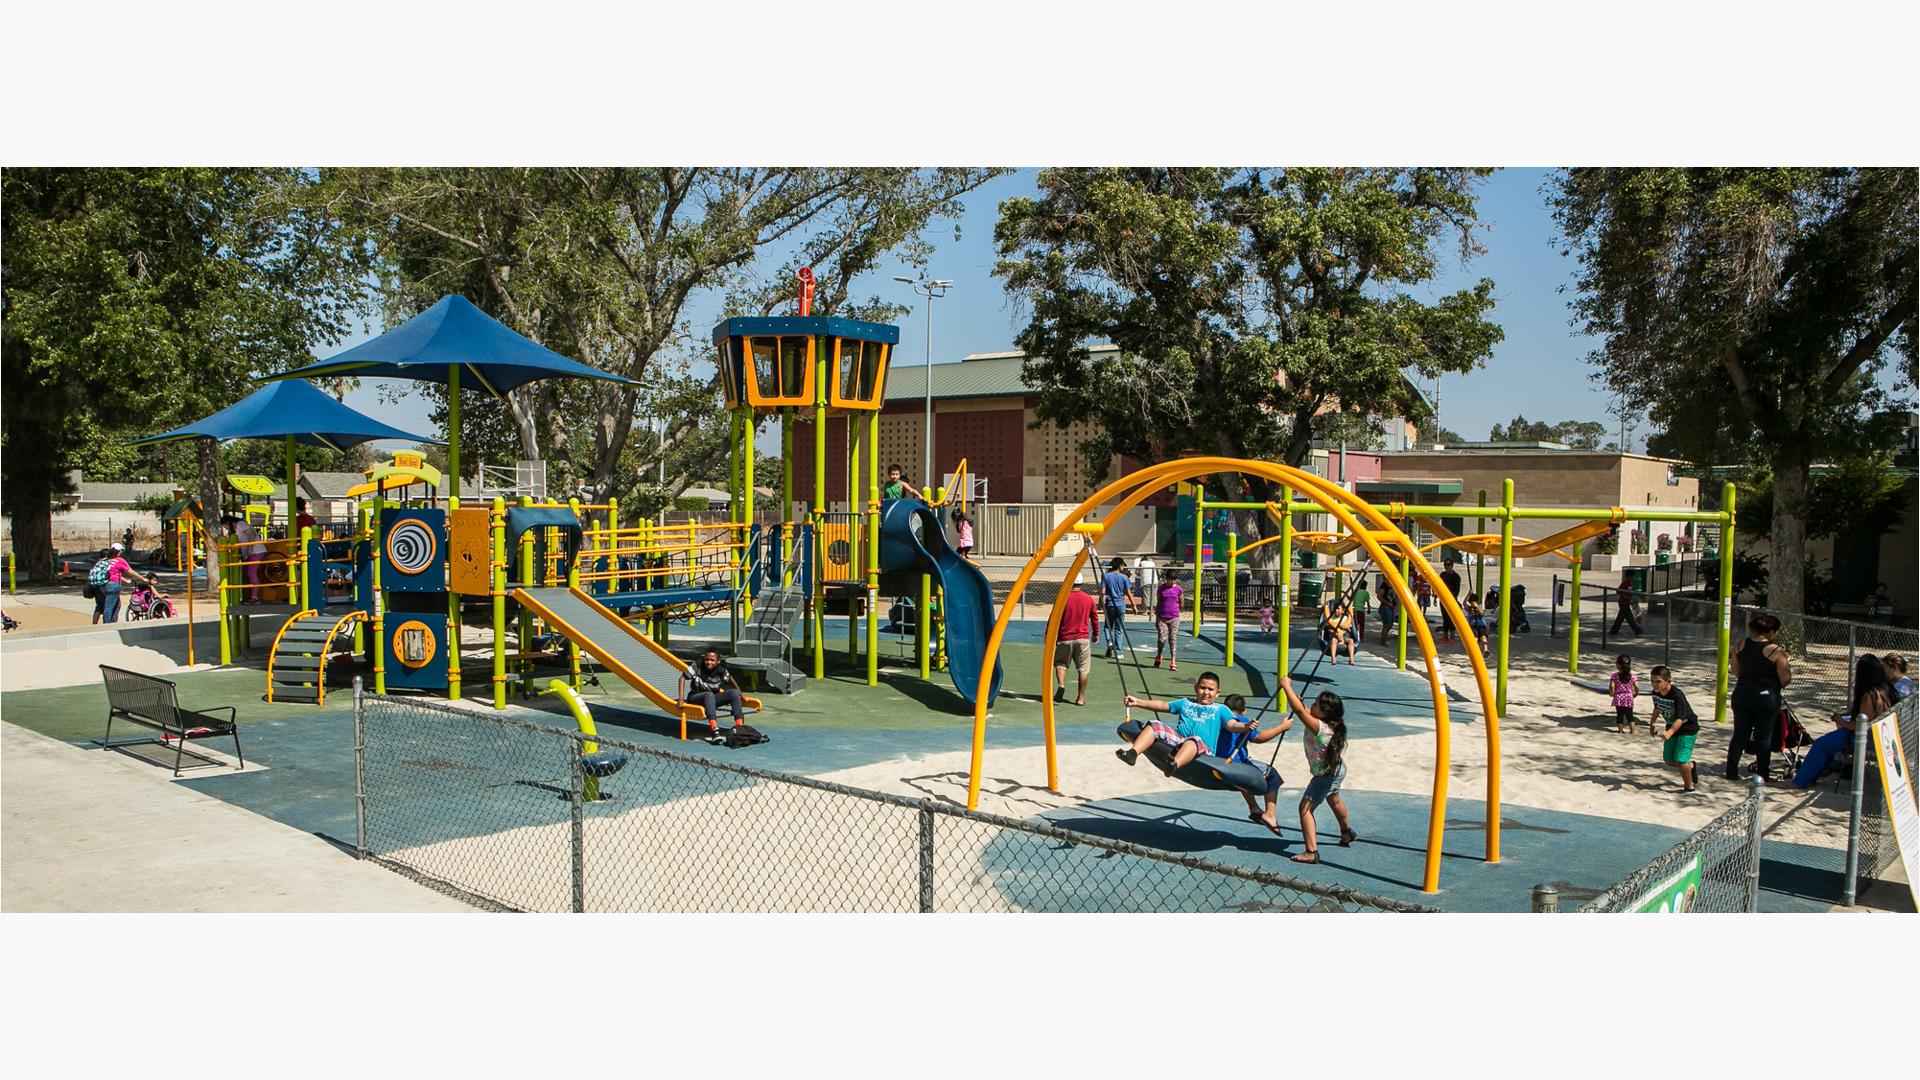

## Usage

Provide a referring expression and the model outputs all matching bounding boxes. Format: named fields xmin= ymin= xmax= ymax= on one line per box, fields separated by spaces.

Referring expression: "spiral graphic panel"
xmin=380 ymin=509 xmax=446 ymax=592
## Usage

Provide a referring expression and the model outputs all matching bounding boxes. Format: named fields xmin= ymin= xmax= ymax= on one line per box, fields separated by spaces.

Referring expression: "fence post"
xmin=1743 ymin=776 xmax=1765 ymax=913
xmin=918 ymin=801 xmax=935 ymax=913
xmin=353 ymin=676 xmax=367 ymax=860
xmin=1843 ymin=714 xmax=1872 ymax=906
xmin=1846 ymin=624 xmax=1857 ymax=712
xmin=569 ymin=740 xmax=586 ymax=913
xmin=1530 ymin=883 xmax=1560 ymax=912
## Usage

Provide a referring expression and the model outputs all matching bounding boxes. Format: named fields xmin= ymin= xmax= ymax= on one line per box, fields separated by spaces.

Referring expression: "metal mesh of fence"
xmin=1856 ymin=693 xmax=1919 ymax=895
xmin=1578 ymin=778 xmax=1766 ymax=912
xmin=353 ymin=690 xmax=1430 ymax=913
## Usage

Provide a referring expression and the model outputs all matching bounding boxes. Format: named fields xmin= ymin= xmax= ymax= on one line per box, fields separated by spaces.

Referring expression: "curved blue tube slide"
xmin=878 ymin=499 xmax=1004 ymax=707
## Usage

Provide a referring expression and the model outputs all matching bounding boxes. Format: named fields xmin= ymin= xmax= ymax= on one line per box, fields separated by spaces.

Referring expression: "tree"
xmin=3 ymin=168 xmax=367 ymax=581
xmin=1553 ymin=168 xmax=1916 ymax=617
xmin=994 ymin=168 xmax=1503 ymax=558
xmin=326 ymin=167 xmax=1000 ymax=507
xmin=1488 ymin=414 xmax=1554 ymax=441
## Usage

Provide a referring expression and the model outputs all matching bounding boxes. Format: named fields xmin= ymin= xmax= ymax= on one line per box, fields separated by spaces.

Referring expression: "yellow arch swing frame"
xmin=968 ymin=457 xmax=1502 ymax=894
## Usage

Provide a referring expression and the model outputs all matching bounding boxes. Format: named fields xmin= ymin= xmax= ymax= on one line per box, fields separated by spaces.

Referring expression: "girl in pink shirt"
xmin=1609 ymin=653 xmax=1640 ymax=733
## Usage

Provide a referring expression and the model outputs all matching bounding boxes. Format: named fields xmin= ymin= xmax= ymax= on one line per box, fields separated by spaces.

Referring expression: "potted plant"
xmin=1655 ymin=532 xmax=1672 ymax=565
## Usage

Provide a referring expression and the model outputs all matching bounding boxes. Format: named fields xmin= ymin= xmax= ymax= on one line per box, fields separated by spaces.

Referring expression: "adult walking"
xmin=677 ymin=649 xmax=748 ymax=740
xmin=1100 ymin=557 xmax=1133 ymax=658
xmin=1611 ymin=572 xmax=1644 ymax=635
xmin=1726 ymin=613 xmax=1791 ymax=782
xmin=1438 ymin=559 xmax=1462 ymax=642
xmin=1134 ymin=554 xmax=1158 ymax=615
xmin=1054 ymin=582 xmax=1099 ymax=707
xmin=89 ymin=543 xmax=154 ymax=625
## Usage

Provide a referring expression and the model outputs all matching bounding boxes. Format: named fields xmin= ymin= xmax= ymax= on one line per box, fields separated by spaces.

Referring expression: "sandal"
xmin=1338 ymin=828 xmax=1357 ymax=847
xmin=1290 ymin=850 xmax=1319 ymax=864
xmin=1073 ymin=699 xmax=1086 ymax=707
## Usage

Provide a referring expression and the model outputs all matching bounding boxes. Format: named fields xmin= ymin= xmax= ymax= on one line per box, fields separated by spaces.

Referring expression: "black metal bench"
xmin=99 ymin=665 xmax=243 ymax=776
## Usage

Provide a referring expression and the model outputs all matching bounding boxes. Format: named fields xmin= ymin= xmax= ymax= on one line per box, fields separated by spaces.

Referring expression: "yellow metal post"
xmin=518 ymin=497 xmax=535 ymax=698
xmin=1496 ymin=477 xmax=1515 ymax=718
xmin=918 ymin=573 xmax=932 ymax=679
xmin=782 ymin=407 xmax=795 ymax=576
xmin=1568 ymin=539 xmax=1582 ymax=673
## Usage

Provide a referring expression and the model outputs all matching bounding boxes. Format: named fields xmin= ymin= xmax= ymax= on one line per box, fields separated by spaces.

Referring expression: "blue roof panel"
xmin=710 ymin=316 xmax=900 ymax=345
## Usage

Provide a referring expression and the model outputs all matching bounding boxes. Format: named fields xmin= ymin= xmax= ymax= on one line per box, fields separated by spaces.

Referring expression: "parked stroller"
xmin=124 ymin=578 xmax=175 ymax=621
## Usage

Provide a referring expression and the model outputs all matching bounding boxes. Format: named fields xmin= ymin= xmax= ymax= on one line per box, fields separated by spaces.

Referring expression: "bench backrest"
xmin=99 ymin=665 xmax=181 ymax=726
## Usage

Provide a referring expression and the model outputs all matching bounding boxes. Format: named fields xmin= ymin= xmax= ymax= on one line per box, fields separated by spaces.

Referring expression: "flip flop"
xmin=1338 ymin=828 xmax=1358 ymax=847
xmin=1073 ymin=699 xmax=1086 ymax=707
xmin=1248 ymin=813 xmax=1283 ymax=836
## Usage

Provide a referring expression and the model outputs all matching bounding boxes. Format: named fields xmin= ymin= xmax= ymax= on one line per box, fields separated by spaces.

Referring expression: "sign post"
xmin=1870 ymin=717 xmax=1920 ymax=911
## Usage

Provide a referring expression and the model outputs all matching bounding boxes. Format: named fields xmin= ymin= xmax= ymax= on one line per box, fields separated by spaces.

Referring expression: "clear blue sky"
xmin=338 ymin=167 xmax=1636 ymax=454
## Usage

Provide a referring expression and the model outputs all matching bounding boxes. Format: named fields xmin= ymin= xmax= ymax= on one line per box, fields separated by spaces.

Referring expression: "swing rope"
xmin=1263 ymin=549 xmax=1381 ymax=768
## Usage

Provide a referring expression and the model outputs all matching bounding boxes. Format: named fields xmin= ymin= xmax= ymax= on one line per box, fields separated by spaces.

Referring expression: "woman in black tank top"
xmin=1726 ymin=613 xmax=1792 ymax=781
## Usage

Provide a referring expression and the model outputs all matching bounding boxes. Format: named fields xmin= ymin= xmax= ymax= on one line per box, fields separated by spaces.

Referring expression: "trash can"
xmin=1297 ymin=570 xmax=1325 ymax=609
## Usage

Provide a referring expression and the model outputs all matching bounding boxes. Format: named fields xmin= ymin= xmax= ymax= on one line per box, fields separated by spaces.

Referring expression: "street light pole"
xmin=895 ymin=275 xmax=953 ymax=493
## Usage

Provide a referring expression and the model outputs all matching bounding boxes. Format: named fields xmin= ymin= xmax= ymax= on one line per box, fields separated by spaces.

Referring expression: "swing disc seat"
xmin=1116 ymin=719 xmax=1281 ymax=798
xmin=581 ymin=752 xmax=628 ymax=779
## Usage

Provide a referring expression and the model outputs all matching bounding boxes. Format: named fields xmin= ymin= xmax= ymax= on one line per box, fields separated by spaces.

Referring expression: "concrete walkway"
xmin=0 ymin=722 xmax=470 ymax=912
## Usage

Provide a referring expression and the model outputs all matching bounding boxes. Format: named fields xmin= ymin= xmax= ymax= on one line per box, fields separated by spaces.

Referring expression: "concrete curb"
xmin=2 ymin=614 xmax=224 ymax=652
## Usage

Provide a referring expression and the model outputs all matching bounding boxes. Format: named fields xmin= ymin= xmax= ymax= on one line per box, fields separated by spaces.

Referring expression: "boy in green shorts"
xmin=1649 ymin=665 xmax=1700 ymax=792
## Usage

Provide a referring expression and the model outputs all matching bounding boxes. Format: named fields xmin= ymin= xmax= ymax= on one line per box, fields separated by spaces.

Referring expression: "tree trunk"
xmin=8 ymin=494 xmax=54 ymax=582
xmin=1767 ymin=443 xmax=1810 ymax=618
xmin=198 ymin=438 xmax=222 ymax=599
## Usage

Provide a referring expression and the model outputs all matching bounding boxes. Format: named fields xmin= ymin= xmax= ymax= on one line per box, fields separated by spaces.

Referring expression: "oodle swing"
xmin=1107 ymin=539 xmax=1380 ymax=802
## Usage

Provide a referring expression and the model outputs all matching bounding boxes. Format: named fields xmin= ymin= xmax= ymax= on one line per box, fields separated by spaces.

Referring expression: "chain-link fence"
xmin=1852 ymin=692 xmax=1918 ymax=903
xmin=1547 ymin=587 xmax=1917 ymax=717
xmin=352 ymin=686 xmax=1430 ymax=913
xmin=1575 ymin=776 xmax=1768 ymax=912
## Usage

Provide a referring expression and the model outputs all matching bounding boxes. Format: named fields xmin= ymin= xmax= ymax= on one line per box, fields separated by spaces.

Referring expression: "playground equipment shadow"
xmin=0 ymin=617 xmax=1838 ymax=912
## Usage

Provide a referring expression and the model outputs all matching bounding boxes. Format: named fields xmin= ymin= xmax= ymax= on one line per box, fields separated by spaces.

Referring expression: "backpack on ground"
xmin=724 ymin=724 xmax=769 ymax=748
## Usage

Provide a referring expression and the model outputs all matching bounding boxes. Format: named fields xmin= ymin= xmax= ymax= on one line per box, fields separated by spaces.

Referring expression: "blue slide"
xmin=878 ymin=499 xmax=1004 ymax=707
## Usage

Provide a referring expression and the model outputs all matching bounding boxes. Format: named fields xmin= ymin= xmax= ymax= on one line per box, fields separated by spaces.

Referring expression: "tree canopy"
xmin=2 ymin=168 xmax=367 ymax=578
xmin=1553 ymin=168 xmax=1916 ymax=613
xmin=1486 ymin=414 xmax=1609 ymax=449
xmin=325 ymin=167 xmax=1001 ymax=503
xmin=993 ymin=167 xmax=1503 ymax=548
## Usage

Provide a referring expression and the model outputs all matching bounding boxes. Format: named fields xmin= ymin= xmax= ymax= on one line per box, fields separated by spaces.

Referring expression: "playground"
xmin=2 ymin=295 xmax=1908 ymax=915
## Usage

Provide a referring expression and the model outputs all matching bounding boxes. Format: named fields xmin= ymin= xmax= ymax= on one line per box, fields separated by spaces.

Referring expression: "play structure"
xmin=1191 ymin=479 xmax=1739 ymax=725
xmin=163 ymin=286 xmax=1003 ymax=726
xmin=971 ymin=458 xmax=1741 ymax=894
xmin=710 ymin=269 xmax=1003 ymax=706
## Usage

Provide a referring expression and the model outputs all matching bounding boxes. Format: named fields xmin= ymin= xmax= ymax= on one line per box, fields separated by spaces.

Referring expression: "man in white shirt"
xmin=1133 ymin=555 xmax=1158 ymax=614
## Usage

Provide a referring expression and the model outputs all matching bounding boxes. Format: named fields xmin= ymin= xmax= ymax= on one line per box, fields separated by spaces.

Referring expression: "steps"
xmin=731 ymin=583 xmax=807 ymax=693
xmin=266 ymin=609 xmax=365 ymax=705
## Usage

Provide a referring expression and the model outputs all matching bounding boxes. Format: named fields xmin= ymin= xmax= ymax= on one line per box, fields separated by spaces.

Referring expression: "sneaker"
xmin=1168 ymin=663 xmax=1178 ymax=672
xmin=1115 ymin=748 xmax=1138 ymax=766
xmin=1153 ymin=658 xmax=1162 ymax=668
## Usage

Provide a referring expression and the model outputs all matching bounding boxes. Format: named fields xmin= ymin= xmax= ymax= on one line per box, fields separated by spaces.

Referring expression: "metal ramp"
xmin=729 ymin=582 xmax=807 ymax=693
xmin=266 ymin=609 xmax=366 ymax=704
xmin=512 ymin=585 xmax=762 ymax=739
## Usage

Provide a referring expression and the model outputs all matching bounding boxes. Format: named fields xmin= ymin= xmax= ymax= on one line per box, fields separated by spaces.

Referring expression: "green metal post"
xmin=284 ymin=435 xmax=297 ymax=542
xmin=1226 ymin=530 xmax=1238 ymax=667
xmin=1191 ymin=489 xmax=1203 ymax=638
xmin=866 ymin=409 xmax=879 ymax=686
xmin=782 ymin=407 xmax=795 ymax=579
xmin=447 ymin=365 xmax=460 ymax=498
xmin=847 ymin=414 xmax=860 ymax=666
xmin=218 ymin=539 xmax=232 ymax=665
xmin=1396 ymin=555 xmax=1409 ymax=671
xmin=371 ymin=500 xmax=385 ymax=694
xmin=812 ymin=369 xmax=826 ymax=681
xmin=1715 ymin=482 xmax=1736 ymax=726
xmin=7 ymin=549 xmax=14 ymax=594
xmin=445 ymin=498 xmax=461 ymax=701
xmin=1496 ymin=478 xmax=1515 ymax=718
xmin=742 ymin=409 xmax=755 ymax=626
xmin=492 ymin=498 xmax=507 ymax=709
xmin=1568 ymin=539 xmax=1582 ymax=674
xmin=566 ymin=497 xmax=583 ymax=688
xmin=1277 ymin=486 xmax=1292 ymax=688
xmin=918 ymin=573 xmax=932 ymax=679
xmin=354 ymin=504 xmax=369 ymax=654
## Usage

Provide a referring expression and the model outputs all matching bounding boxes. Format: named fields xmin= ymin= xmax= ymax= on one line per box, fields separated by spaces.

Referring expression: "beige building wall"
xmin=1023 ymin=416 xmax=1130 ymax=503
